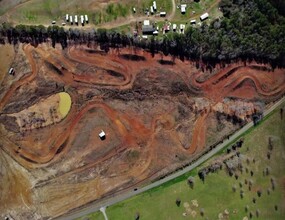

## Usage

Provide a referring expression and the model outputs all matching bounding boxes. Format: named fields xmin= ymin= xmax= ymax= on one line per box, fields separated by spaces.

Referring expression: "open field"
xmin=0 ymin=0 xmax=222 ymax=35
xmin=0 ymin=0 xmax=172 ymax=26
xmin=82 ymin=102 xmax=285 ymax=220
xmin=0 ymin=42 xmax=284 ymax=219
xmin=173 ymin=0 xmax=222 ymax=23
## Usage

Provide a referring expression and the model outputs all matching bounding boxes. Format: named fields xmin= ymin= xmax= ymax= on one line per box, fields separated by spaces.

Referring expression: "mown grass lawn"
xmin=80 ymin=103 xmax=285 ymax=220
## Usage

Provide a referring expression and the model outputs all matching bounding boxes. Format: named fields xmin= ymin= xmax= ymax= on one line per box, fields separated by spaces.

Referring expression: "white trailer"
xmin=153 ymin=1 xmax=157 ymax=11
xmin=74 ymin=15 xmax=78 ymax=24
xmin=80 ymin=15 xmax=84 ymax=25
xmin=181 ymin=4 xmax=186 ymax=14
xmin=65 ymin=14 xmax=69 ymax=22
xmin=190 ymin=19 xmax=196 ymax=24
xmin=70 ymin=15 xmax=73 ymax=24
xmin=180 ymin=24 xmax=186 ymax=34
xmin=85 ymin=15 xmax=88 ymax=23
xmin=200 ymin=12 xmax=209 ymax=21
xmin=150 ymin=6 xmax=154 ymax=14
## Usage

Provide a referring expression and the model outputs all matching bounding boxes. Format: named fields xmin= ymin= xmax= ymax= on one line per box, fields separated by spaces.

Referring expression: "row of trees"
xmin=0 ymin=0 xmax=284 ymax=67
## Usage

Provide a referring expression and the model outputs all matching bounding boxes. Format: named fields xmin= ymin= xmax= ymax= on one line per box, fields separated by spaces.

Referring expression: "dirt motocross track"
xmin=0 ymin=43 xmax=284 ymax=219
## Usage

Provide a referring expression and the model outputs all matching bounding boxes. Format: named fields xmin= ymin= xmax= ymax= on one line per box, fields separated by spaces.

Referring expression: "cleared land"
xmin=0 ymin=0 xmax=222 ymax=34
xmin=82 ymin=103 xmax=285 ymax=220
xmin=0 ymin=42 xmax=284 ymax=219
xmin=0 ymin=0 xmax=172 ymax=26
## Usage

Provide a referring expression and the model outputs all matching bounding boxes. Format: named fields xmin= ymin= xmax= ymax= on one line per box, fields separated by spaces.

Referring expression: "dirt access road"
xmin=57 ymin=97 xmax=285 ymax=220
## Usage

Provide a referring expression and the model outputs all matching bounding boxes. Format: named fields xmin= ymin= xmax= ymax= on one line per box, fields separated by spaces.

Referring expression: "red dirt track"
xmin=0 ymin=43 xmax=284 ymax=219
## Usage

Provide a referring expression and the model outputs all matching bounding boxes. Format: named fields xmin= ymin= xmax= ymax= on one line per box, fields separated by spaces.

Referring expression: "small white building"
xmin=99 ymin=130 xmax=106 ymax=140
xmin=70 ymin=15 xmax=73 ymax=24
xmin=143 ymin=20 xmax=150 ymax=26
xmin=181 ymin=4 xmax=187 ymax=14
xmin=160 ymin=11 xmax=166 ymax=17
xmin=142 ymin=35 xmax=148 ymax=39
xmin=51 ymin=21 xmax=56 ymax=24
xmin=8 ymin=68 xmax=14 ymax=75
xmin=153 ymin=1 xmax=157 ymax=11
xmin=80 ymin=15 xmax=84 ymax=25
xmin=65 ymin=14 xmax=69 ymax=22
xmin=133 ymin=7 xmax=136 ymax=13
xmin=190 ymin=19 xmax=196 ymax=24
xmin=74 ymin=15 xmax=78 ymax=24
xmin=62 ymin=22 xmax=66 ymax=26
xmin=85 ymin=15 xmax=88 ymax=23
xmin=200 ymin=12 xmax=209 ymax=21
xmin=173 ymin=23 xmax=177 ymax=31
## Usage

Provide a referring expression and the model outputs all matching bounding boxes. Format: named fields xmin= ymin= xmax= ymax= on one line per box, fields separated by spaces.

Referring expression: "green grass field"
xmin=1 ymin=0 xmax=173 ymax=26
xmin=173 ymin=0 xmax=221 ymax=23
xmin=0 ymin=0 xmax=134 ymax=25
xmin=79 ymin=103 xmax=285 ymax=220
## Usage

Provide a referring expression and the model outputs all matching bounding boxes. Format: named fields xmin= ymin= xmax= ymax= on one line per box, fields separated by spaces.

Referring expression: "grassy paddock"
xmin=3 ymin=0 xmax=135 ymax=25
xmin=2 ymin=0 xmax=173 ymax=26
xmin=173 ymin=0 xmax=220 ymax=23
xmin=79 ymin=103 xmax=285 ymax=220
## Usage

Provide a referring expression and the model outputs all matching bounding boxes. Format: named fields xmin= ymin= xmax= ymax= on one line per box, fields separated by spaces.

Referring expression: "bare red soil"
xmin=0 ymin=44 xmax=284 ymax=219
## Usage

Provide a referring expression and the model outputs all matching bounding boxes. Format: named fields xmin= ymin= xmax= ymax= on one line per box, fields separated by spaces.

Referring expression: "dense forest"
xmin=0 ymin=0 xmax=284 ymax=67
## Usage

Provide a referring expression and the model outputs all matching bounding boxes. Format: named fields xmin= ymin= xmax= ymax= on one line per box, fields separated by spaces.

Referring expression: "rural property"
xmin=0 ymin=0 xmax=284 ymax=220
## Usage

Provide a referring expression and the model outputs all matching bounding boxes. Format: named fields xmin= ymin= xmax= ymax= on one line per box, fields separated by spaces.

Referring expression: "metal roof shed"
xmin=142 ymin=25 xmax=155 ymax=35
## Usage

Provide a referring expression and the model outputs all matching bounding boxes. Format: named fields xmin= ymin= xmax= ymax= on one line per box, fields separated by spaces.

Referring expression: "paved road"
xmin=56 ymin=97 xmax=285 ymax=220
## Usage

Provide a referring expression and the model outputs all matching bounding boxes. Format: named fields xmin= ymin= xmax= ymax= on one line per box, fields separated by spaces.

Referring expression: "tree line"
xmin=0 ymin=0 xmax=284 ymax=67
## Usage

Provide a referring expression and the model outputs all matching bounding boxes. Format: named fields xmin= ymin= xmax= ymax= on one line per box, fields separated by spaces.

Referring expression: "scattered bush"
xmin=176 ymin=198 xmax=181 ymax=207
xmin=187 ymin=177 xmax=195 ymax=189
xmin=257 ymin=189 xmax=262 ymax=197
xmin=256 ymin=209 xmax=260 ymax=218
